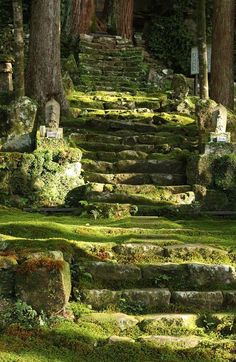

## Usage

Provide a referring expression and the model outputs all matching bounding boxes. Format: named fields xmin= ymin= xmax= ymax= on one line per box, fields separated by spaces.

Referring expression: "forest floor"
xmin=0 ymin=207 xmax=236 ymax=361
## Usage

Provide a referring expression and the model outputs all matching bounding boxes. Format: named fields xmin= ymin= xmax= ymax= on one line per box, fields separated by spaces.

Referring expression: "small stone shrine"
xmin=40 ymin=98 xmax=63 ymax=139
xmin=0 ymin=60 xmax=13 ymax=92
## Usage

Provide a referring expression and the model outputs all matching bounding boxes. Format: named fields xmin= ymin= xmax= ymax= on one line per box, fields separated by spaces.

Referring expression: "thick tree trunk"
xmin=12 ymin=0 xmax=25 ymax=97
xmin=107 ymin=0 xmax=134 ymax=39
xmin=211 ymin=0 xmax=235 ymax=109
xmin=197 ymin=0 xmax=209 ymax=99
xmin=27 ymin=0 xmax=67 ymax=112
xmin=70 ymin=0 xmax=95 ymax=37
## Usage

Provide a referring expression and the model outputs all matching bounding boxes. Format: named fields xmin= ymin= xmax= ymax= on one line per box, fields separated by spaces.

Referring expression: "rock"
xmin=15 ymin=255 xmax=71 ymax=314
xmin=139 ymin=335 xmax=201 ymax=349
xmin=80 ymin=34 xmax=94 ymax=42
xmin=82 ymin=289 xmax=121 ymax=309
xmin=141 ymin=264 xmax=188 ymax=286
xmin=122 ymin=288 xmax=171 ymax=308
xmin=223 ymin=291 xmax=236 ymax=306
xmin=187 ymin=264 xmax=236 ymax=288
xmin=172 ymin=291 xmax=223 ymax=310
xmin=24 ymin=251 xmax=64 ymax=261
xmin=0 ymin=256 xmax=17 ymax=298
xmin=172 ymin=74 xmax=189 ymax=99
xmin=108 ymin=336 xmax=135 ymax=344
xmin=82 ymin=261 xmax=141 ymax=281
xmin=2 ymin=97 xmax=37 ymax=152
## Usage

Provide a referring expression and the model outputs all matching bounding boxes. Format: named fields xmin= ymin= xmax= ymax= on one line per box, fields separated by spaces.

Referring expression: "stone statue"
xmin=215 ymin=111 xmax=226 ymax=133
xmin=45 ymin=98 xmax=60 ymax=129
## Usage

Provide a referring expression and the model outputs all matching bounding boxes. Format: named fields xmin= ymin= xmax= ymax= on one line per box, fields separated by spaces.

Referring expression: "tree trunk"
xmin=211 ymin=0 xmax=235 ymax=109
xmin=107 ymin=0 xmax=134 ymax=39
xmin=197 ymin=0 xmax=209 ymax=99
xmin=12 ymin=0 xmax=25 ymax=97
xmin=70 ymin=0 xmax=95 ymax=38
xmin=27 ymin=0 xmax=67 ymax=113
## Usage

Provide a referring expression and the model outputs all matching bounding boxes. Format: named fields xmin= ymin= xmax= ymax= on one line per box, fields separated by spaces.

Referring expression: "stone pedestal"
xmin=0 ymin=61 xmax=13 ymax=92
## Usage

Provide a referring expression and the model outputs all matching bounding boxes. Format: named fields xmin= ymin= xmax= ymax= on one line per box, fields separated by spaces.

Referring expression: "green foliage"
xmin=213 ymin=154 xmax=236 ymax=191
xmin=0 ymin=300 xmax=48 ymax=330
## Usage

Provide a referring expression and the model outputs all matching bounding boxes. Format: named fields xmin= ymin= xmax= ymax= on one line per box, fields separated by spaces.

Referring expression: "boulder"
xmin=223 ymin=291 xmax=236 ymax=306
xmin=108 ymin=336 xmax=135 ymax=344
xmin=82 ymin=289 xmax=121 ymax=309
xmin=15 ymin=252 xmax=71 ymax=314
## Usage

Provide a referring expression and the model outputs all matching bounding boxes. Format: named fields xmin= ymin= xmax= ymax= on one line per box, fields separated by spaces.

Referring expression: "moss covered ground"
xmin=0 ymin=207 xmax=236 ymax=361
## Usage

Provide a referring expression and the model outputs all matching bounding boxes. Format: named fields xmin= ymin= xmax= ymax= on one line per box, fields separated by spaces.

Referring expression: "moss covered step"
xmin=71 ymin=132 xmax=191 ymax=147
xmin=81 ymin=288 xmax=236 ymax=312
xmin=68 ymin=183 xmax=194 ymax=206
xmin=83 ymin=172 xmax=186 ymax=186
xmin=82 ymin=159 xmax=185 ymax=174
xmin=80 ymin=68 xmax=144 ymax=78
xmin=79 ymin=53 xmax=144 ymax=63
xmin=82 ymin=150 xmax=188 ymax=162
xmin=77 ymin=261 xmax=236 ymax=290
xmin=79 ymin=44 xmax=144 ymax=55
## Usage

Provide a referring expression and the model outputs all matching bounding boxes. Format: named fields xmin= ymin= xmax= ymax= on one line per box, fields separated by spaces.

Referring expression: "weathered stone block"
xmin=172 ymin=291 xmax=223 ymax=310
xmin=82 ymin=261 xmax=141 ymax=281
xmin=122 ymin=288 xmax=171 ymax=308
xmin=113 ymin=243 xmax=164 ymax=257
xmin=82 ymin=289 xmax=121 ymax=309
xmin=164 ymin=244 xmax=228 ymax=260
xmin=15 ymin=254 xmax=71 ymax=314
xmin=187 ymin=264 xmax=236 ymax=288
xmin=223 ymin=291 xmax=236 ymax=306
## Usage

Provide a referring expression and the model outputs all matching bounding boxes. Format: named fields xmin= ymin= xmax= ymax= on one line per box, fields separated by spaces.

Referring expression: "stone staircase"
xmin=78 ymin=34 xmax=148 ymax=92
xmin=65 ymin=90 xmax=198 ymax=217
xmin=71 ymin=240 xmax=236 ymax=352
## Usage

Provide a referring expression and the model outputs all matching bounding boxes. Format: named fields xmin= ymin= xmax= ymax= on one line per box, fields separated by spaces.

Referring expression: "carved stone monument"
xmin=41 ymin=98 xmax=63 ymax=140
xmin=0 ymin=60 xmax=13 ymax=92
xmin=209 ymin=108 xmax=231 ymax=143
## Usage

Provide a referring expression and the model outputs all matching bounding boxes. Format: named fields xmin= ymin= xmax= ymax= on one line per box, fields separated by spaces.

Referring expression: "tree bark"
xmin=70 ymin=0 xmax=95 ymax=38
xmin=211 ymin=0 xmax=235 ymax=109
xmin=107 ymin=0 xmax=134 ymax=39
xmin=27 ymin=0 xmax=67 ymax=113
xmin=197 ymin=0 xmax=209 ymax=99
xmin=12 ymin=0 xmax=25 ymax=97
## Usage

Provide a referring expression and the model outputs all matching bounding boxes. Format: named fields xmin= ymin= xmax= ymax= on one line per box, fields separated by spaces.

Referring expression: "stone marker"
xmin=0 ymin=61 xmax=13 ymax=92
xmin=209 ymin=107 xmax=231 ymax=144
xmin=45 ymin=98 xmax=60 ymax=129
xmin=172 ymin=74 xmax=189 ymax=99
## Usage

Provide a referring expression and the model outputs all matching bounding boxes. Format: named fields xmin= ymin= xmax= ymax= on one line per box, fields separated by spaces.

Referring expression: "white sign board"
xmin=191 ymin=46 xmax=212 ymax=75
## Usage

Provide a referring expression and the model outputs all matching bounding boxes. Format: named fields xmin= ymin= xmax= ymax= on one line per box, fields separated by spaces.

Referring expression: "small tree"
xmin=12 ymin=0 xmax=25 ymax=97
xmin=211 ymin=0 xmax=235 ymax=109
xmin=197 ymin=0 xmax=209 ymax=99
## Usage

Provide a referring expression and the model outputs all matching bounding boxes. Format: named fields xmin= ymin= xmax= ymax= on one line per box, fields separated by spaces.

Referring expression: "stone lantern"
xmin=0 ymin=58 xmax=13 ymax=92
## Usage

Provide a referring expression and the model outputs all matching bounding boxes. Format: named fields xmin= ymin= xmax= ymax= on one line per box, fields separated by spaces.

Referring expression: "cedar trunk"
xmin=70 ymin=0 xmax=95 ymax=37
xmin=197 ymin=0 xmax=209 ymax=99
xmin=211 ymin=0 xmax=235 ymax=109
xmin=108 ymin=0 xmax=134 ymax=39
xmin=12 ymin=0 xmax=25 ymax=97
xmin=27 ymin=0 xmax=67 ymax=112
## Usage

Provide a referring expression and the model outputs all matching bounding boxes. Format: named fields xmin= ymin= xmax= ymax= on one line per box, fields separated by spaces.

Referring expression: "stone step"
xmin=80 ymin=68 xmax=144 ymax=78
xmin=83 ymin=172 xmax=186 ymax=186
xmin=79 ymin=44 xmax=144 ymax=55
xmin=138 ymin=335 xmax=201 ymax=349
xmin=79 ymin=53 xmax=144 ymax=63
xmin=112 ymin=243 xmax=229 ymax=263
xmin=82 ymin=159 xmax=186 ymax=174
xmin=71 ymin=132 xmax=190 ymax=147
xmin=80 ymin=63 xmax=144 ymax=74
xmin=81 ymin=287 xmax=236 ymax=312
xmin=76 ymin=261 xmax=236 ymax=290
xmin=82 ymin=150 xmax=187 ymax=162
